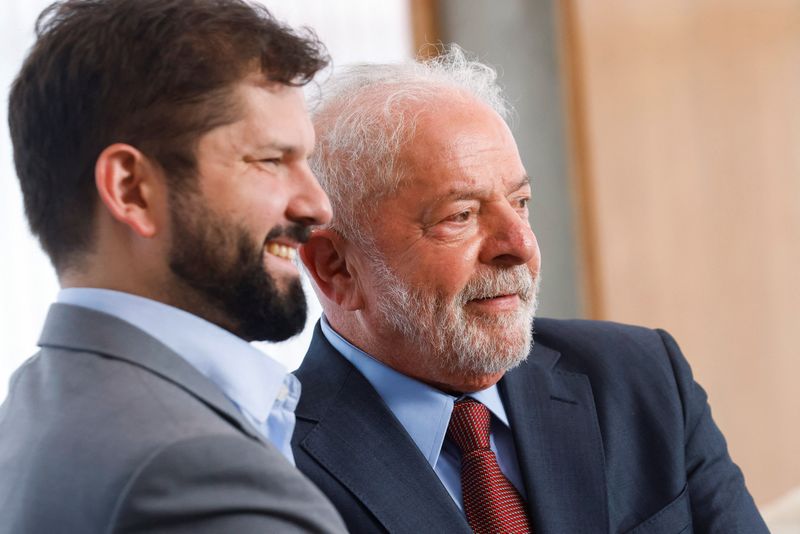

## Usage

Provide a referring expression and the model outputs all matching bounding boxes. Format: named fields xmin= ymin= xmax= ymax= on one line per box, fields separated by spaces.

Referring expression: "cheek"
xmin=409 ymin=242 xmax=482 ymax=295
xmin=235 ymin=196 xmax=287 ymax=232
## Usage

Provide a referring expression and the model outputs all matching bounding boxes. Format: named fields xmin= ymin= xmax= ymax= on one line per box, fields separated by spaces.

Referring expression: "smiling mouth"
xmin=265 ymin=242 xmax=297 ymax=261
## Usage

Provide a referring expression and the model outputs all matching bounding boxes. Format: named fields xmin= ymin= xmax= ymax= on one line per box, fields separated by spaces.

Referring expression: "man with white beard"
xmin=292 ymin=47 xmax=767 ymax=533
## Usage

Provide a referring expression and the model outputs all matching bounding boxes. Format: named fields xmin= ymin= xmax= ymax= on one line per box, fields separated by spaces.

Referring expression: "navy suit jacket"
xmin=292 ymin=318 xmax=768 ymax=533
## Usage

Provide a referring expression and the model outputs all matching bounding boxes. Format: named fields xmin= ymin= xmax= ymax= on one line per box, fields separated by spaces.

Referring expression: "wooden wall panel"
xmin=560 ymin=0 xmax=800 ymax=504
xmin=409 ymin=0 xmax=440 ymax=57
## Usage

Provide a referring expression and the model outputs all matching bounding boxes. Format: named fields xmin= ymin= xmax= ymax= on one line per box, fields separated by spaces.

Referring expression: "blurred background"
xmin=2 ymin=0 xmax=798 ymax=526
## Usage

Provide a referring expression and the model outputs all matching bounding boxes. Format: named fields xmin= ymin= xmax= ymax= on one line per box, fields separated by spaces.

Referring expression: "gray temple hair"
xmin=309 ymin=45 xmax=510 ymax=246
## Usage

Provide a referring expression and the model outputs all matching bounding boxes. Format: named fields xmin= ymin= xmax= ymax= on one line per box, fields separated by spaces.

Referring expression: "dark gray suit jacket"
xmin=0 ymin=303 xmax=347 ymax=534
xmin=292 ymin=319 xmax=768 ymax=533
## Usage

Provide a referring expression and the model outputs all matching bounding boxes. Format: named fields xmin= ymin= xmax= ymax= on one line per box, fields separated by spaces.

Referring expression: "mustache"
xmin=263 ymin=224 xmax=311 ymax=245
xmin=459 ymin=266 xmax=537 ymax=304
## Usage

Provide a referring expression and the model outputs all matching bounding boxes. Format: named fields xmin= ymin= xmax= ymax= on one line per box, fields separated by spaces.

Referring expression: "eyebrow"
xmin=436 ymin=175 xmax=531 ymax=202
xmin=251 ymin=142 xmax=301 ymax=156
xmin=511 ymin=175 xmax=532 ymax=192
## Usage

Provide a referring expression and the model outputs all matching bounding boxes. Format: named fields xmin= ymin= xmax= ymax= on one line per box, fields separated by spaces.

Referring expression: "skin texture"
xmin=303 ymin=92 xmax=541 ymax=392
xmin=63 ymin=73 xmax=332 ymax=340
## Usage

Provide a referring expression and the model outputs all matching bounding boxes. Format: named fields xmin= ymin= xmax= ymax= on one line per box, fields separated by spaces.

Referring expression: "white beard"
xmin=370 ymin=255 xmax=539 ymax=378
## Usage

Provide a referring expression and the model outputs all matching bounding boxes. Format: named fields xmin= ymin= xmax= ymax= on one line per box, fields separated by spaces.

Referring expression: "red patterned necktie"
xmin=448 ymin=398 xmax=532 ymax=534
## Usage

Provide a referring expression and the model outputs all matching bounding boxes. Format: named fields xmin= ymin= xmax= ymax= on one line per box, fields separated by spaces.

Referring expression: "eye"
xmin=512 ymin=196 xmax=530 ymax=212
xmin=259 ymin=158 xmax=281 ymax=167
xmin=446 ymin=210 xmax=473 ymax=223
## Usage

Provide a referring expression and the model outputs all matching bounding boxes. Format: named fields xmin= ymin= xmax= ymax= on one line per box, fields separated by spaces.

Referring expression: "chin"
xmin=269 ymin=271 xmax=301 ymax=295
xmin=453 ymin=371 xmax=508 ymax=394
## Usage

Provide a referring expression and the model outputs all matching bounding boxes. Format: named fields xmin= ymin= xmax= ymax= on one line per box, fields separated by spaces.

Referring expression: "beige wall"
xmin=559 ymin=0 xmax=800 ymax=504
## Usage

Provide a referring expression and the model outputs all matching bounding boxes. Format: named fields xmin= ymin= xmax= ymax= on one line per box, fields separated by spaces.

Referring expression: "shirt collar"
xmin=320 ymin=315 xmax=510 ymax=468
xmin=57 ymin=288 xmax=287 ymax=424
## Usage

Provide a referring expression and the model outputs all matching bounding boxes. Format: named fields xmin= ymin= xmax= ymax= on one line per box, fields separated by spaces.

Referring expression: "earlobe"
xmin=94 ymin=143 xmax=161 ymax=238
xmin=300 ymin=230 xmax=364 ymax=310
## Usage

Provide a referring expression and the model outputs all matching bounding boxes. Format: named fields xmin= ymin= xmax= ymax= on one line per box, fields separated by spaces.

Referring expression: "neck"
xmin=60 ymin=258 xmax=241 ymax=337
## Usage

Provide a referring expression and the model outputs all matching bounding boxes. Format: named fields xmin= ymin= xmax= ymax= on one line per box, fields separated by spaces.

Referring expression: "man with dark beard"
xmin=0 ymin=1 xmax=346 ymax=533
xmin=292 ymin=48 xmax=768 ymax=533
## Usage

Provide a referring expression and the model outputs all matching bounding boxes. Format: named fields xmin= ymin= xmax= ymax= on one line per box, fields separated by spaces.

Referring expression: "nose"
xmin=286 ymin=162 xmax=333 ymax=227
xmin=479 ymin=202 xmax=540 ymax=268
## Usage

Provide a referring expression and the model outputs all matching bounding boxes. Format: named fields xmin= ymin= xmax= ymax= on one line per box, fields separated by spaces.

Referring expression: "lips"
xmin=465 ymin=293 xmax=522 ymax=314
xmin=262 ymin=224 xmax=310 ymax=263
xmin=470 ymin=293 xmax=517 ymax=302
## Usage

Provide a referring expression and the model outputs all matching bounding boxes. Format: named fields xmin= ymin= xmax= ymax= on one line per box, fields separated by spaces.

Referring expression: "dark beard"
xmin=167 ymin=191 xmax=308 ymax=342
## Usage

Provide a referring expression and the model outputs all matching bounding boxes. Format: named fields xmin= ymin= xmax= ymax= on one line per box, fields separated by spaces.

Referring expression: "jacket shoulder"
xmin=531 ymin=317 xmax=678 ymax=378
xmin=0 ymin=346 xmax=261 ymax=533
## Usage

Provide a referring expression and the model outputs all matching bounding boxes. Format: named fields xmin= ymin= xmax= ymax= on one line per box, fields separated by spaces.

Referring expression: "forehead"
xmin=224 ymin=77 xmax=313 ymax=149
xmin=398 ymin=95 xmax=524 ymax=193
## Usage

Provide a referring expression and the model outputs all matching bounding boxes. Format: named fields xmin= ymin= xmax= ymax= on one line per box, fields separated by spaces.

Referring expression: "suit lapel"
xmin=295 ymin=326 xmax=471 ymax=533
xmin=500 ymin=340 xmax=609 ymax=533
xmin=38 ymin=303 xmax=266 ymax=444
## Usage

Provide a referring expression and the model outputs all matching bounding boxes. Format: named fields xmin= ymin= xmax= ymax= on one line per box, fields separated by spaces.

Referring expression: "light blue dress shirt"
xmin=58 ymin=288 xmax=300 ymax=464
xmin=320 ymin=316 xmax=527 ymax=510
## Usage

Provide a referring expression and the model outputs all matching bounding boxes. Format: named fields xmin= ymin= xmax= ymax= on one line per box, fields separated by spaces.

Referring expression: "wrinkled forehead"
xmin=396 ymin=95 xmax=523 ymax=192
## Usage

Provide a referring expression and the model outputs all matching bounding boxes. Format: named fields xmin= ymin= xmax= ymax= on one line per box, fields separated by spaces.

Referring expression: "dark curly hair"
xmin=8 ymin=0 xmax=329 ymax=272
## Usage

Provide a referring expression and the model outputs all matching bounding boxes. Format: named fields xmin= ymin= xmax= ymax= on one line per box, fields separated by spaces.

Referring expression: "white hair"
xmin=309 ymin=45 xmax=511 ymax=245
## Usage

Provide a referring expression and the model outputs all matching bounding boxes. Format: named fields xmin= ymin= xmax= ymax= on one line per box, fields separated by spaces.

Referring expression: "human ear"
xmin=94 ymin=143 xmax=162 ymax=238
xmin=300 ymin=229 xmax=364 ymax=310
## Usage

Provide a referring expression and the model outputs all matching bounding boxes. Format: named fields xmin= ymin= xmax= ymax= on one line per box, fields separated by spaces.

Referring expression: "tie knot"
xmin=447 ymin=399 xmax=492 ymax=453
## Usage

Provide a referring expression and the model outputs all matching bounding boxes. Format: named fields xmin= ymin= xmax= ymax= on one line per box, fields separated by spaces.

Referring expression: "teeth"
xmin=265 ymin=243 xmax=296 ymax=260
